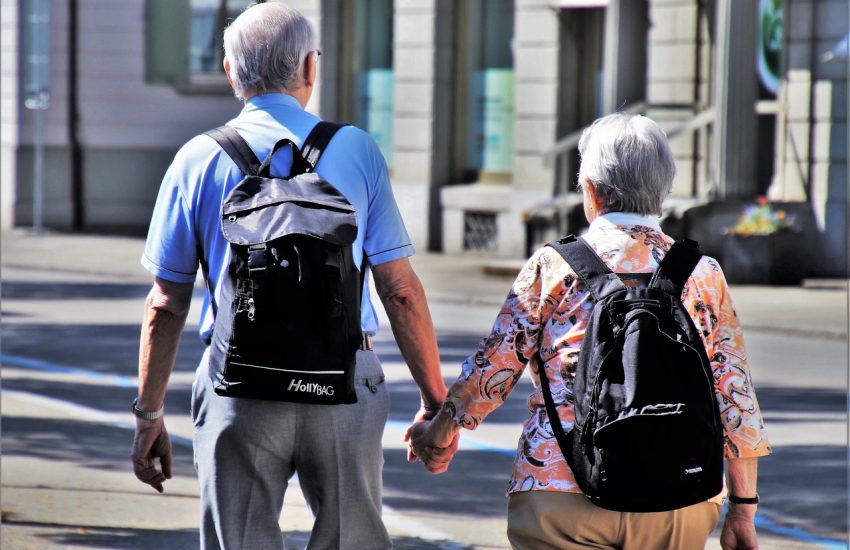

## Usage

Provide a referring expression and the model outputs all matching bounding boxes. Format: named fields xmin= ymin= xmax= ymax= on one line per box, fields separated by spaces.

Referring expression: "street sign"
xmin=24 ymin=0 xmax=51 ymax=232
xmin=24 ymin=0 xmax=51 ymax=110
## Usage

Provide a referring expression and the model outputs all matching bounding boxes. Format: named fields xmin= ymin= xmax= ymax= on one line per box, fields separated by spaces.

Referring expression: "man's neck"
xmin=243 ymin=87 xmax=309 ymax=109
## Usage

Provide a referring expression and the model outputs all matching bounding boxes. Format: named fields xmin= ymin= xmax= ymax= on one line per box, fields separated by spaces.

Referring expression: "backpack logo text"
xmin=287 ymin=379 xmax=335 ymax=396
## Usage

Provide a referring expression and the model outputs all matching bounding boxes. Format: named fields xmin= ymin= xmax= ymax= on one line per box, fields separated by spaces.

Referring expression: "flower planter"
xmin=721 ymin=231 xmax=806 ymax=285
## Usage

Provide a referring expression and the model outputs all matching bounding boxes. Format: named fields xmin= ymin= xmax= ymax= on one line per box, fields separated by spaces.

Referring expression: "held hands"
xmin=131 ymin=416 xmax=173 ymax=493
xmin=403 ymin=405 xmax=459 ymax=474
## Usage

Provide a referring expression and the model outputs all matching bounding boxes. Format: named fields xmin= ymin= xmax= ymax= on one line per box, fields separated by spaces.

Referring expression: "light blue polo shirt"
xmin=142 ymin=93 xmax=415 ymax=342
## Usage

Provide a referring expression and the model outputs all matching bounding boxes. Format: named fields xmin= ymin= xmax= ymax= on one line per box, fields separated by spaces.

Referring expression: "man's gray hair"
xmin=223 ymin=3 xmax=315 ymax=101
xmin=577 ymin=113 xmax=676 ymax=216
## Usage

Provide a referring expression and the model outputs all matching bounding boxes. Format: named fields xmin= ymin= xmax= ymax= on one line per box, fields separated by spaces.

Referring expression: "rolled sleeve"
xmin=140 ymin=254 xmax=198 ymax=284
xmin=366 ymin=243 xmax=416 ymax=266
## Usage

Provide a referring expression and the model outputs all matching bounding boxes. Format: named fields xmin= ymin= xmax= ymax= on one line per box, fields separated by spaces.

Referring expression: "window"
xmin=452 ymin=0 xmax=515 ymax=181
xmin=335 ymin=0 xmax=395 ymax=166
xmin=463 ymin=211 xmax=498 ymax=251
xmin=146 ymin=0 xmax=256 ymax=93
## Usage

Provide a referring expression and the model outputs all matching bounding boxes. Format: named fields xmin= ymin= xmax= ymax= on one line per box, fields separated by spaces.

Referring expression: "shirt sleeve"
xmin=140 ymin=147 xmax=200 ymax=284
xmin=361 ymin=135 xmax=415 ymax=266
xmin=688 ymin=257 xmax=772 ymax=459
xmin=445 ymin=249 xmax=549 ymax=430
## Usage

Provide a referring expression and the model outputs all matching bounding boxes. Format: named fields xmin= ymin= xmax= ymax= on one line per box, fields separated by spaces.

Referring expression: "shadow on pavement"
xmin=1 ymin=416 xmax=197 ymax=479
xmin=758 ymin=444 xmax=848 ymax=539
xmin=283 ymin=530 xmax=475 ymax=549
xmin=3 ymin=521 xmax=474 ymax=549
xmin=756 ymin=386 xmax=848 ymax=415
xmin=383 ymin=448 xmax=514 ymax=517
xmin=1 ymin=323 xmax=206 ymax=376
xmin=1 ymin=281 xmax=153 ymax=301
xmin=2 ymin=520 xmax=199 ymax=550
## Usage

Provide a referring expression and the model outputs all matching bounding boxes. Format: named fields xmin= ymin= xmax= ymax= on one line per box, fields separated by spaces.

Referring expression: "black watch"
xmin=728 ymin=493 xmax=759 ymax=505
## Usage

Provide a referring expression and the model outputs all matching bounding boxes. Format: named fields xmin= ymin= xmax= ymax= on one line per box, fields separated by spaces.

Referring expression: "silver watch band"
xmin=132 ymin=397 xmax=164 ymax=420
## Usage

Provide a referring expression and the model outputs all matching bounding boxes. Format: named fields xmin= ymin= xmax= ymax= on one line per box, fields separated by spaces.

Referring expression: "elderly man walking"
xmin=130 ymin=4 xmax=450 ymax=548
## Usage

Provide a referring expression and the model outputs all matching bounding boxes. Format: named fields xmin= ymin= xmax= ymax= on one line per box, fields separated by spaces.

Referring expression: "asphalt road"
xmin=1 ymin=264 xmax=848 ymax=549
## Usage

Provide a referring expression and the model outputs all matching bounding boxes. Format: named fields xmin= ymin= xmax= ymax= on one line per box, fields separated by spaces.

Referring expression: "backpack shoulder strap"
xmin=204 ymin=125 xmax=262 ymax=176
xmin=649 ymin=238 xmax=704 ymax=295
xmin=300 ymin=121 xmax=348 ymax=172
xmin=546 ymin=235 xmax=626 ymax=301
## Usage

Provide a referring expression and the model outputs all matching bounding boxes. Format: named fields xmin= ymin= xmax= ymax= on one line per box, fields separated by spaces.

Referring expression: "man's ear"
xmin=303 ymin=51 xmax=316 ymax=88
xmin=223 ymin=57 xmax=235 ymax=89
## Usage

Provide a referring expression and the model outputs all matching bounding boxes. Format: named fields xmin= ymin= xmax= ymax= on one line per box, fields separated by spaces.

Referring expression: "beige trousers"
xmin=507 ymin=491 xmax=721 ymax=550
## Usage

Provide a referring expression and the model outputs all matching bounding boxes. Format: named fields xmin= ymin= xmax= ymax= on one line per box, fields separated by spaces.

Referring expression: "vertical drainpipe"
xmin=805 ymin=0 xmax=817 ymax=205
xmin=68 ymin=0 xmax=84 ymax=230
xmin=692 ymin=1 xmax=703 ymax=197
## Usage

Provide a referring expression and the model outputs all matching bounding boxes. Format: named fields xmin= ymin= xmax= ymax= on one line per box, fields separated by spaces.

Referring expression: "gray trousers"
xmin=191 ymin=348 xmax=392 ymax=550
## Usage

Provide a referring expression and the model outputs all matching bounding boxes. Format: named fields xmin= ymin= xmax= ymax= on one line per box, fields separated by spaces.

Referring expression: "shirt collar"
xmin=588 ymin=212 xmax=662 ymax=232
xmin=243 ymin=93 xmax=303 ymax=112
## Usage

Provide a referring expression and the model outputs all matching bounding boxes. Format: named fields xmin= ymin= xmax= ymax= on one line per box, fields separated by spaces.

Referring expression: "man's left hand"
xmin=406 ymin=420 xmax=459 ymax=474
xmin=403 ymin=405 xmax=440 ymax=463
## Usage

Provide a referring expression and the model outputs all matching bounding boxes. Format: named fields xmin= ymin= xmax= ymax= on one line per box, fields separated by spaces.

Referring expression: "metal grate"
xmin=463 ymin=211 xmax=498 ymax=251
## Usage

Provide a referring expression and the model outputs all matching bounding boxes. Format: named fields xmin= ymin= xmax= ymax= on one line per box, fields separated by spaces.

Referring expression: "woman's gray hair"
xmin=223 ymin=3 xmax=316 ymax=101
xmin=577 ymin=113 xmax=676 ymax=216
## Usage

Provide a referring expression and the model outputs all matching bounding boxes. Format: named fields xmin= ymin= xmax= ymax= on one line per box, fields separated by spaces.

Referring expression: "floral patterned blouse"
xmin=445 ymin=212 xmax=772 ymax=498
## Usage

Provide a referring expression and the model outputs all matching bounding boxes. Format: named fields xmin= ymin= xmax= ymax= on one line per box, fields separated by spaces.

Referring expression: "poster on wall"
xmin=358 ymin=69 xmax=395 ymax=167
xmin=469 ymin=69 xmax=515 ymax=174
xmin=757 ymin=0 xmax=783 ymax=96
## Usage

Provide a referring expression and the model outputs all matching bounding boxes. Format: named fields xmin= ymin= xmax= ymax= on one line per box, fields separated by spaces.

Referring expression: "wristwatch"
xmin=132 ymin=397 xmax=164 ymax=420
xmin=728 ymin=493 xmax=760 ymax=505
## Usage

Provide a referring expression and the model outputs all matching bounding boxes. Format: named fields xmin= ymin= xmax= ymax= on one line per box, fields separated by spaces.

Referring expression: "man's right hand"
xmin=131 ymin=417 xmax=173 ymax=493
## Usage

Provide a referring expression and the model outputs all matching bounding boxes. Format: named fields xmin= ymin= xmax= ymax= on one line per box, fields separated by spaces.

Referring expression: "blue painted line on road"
xmin=0 ymin=353 xmax=137 ymax=388
xmin=749 ymin=511 xmax=848 ymax=549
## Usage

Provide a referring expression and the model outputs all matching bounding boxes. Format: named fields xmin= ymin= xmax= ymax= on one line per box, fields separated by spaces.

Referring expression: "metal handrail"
xmin=665 ymin=107 xmax=716 ymax=140
xmin=529 ymin=105 xmax=718 ymax=219
xmin=542 ymin=101 xmax=647 ymax=167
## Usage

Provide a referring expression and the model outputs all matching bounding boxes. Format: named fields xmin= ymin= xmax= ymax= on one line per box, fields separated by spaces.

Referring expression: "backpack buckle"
xmin=247 ymin=243 xmax=268 ymax=276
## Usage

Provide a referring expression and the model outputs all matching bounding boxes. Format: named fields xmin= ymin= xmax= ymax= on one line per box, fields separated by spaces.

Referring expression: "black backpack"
xmin=203 ymin=122 xmax=363 ymax=405
xmin=538 ymin=235 xmax=724 ymax=512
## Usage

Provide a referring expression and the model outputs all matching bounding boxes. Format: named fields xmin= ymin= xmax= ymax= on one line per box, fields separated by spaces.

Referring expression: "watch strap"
xmin=728 ymin=493 xmax=760 ymax=505
xmin=133 ymin=397 xmax=164 ymax=420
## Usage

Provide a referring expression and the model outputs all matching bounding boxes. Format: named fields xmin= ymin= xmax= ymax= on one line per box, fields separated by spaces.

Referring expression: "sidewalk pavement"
xmin=1 ymin=229 xmax=847 ymax=340
xmin=1 ymin=229 xmax=848 ymax=550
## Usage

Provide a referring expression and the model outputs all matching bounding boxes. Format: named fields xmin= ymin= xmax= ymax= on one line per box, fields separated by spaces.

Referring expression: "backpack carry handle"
xmin=257 ymin=138 xmax=312 ymax=178
xmin=207 ymin=122 xmax=348 ymax=179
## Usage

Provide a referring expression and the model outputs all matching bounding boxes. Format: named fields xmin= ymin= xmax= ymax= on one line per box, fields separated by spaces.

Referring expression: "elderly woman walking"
xmin=408 ymin=113 xmax=770 ymax=550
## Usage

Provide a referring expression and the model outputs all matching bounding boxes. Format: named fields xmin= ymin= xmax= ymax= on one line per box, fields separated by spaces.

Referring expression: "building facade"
xmin=2 ymin=0 xmax=847 ymax=275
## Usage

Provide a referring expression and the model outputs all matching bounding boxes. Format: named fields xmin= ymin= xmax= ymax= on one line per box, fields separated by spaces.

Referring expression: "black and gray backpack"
xmin=538 ymin=235 xmax=724 ymax=512
xmin=203 ymin=122 xmax=363 ymax=405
